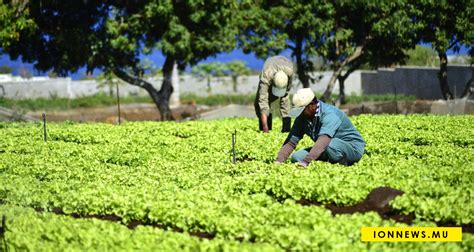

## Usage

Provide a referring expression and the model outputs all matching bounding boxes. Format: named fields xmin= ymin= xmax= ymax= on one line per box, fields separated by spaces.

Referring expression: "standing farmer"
xmin=255 ymin=55 xmax=294 ymax=133
xmin=275 ymin=88 xmax=365 ymax=167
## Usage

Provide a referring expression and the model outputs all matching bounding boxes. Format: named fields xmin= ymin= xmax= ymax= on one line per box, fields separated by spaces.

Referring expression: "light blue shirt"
xmin=287 ymin=101 xmax=365 ymax=156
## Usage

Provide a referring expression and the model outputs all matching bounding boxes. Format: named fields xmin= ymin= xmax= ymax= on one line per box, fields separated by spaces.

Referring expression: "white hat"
xmin=289 ymin=88 xmax=315 ymax=117
xmin=271 ymin=70 xmax=288 ymax=97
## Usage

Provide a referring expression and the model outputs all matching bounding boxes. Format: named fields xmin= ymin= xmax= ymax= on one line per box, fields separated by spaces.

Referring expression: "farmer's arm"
xmin=276 ymin=139 xmax=297 ymax=163
xmin=299 ymin=113 xmax=342 ymax=167
xmin=257 ymin=80 xmax=271 ymax=132
xmin=299 ymin=135 xmax=331 ymax=166
xmin=276 ymin=119 xmax=304 ymax=163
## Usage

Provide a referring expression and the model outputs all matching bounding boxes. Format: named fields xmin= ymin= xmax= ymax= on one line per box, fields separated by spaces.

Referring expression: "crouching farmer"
xmin=275 ymin=88 xmax=365 ymax=167
xmin=255 ymin=55 xmax=294 ymax=133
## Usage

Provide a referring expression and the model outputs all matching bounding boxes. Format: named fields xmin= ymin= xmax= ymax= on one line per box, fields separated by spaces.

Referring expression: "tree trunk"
xmin=206 ymin=75 xmax=211 ymax=93
xmin=113 ymin=56 xmax=175 ymax=121
xmin=337 ymin=62 xmax=361 ymax=105
xmin=461 ymin=77 xmax=473 ymax=99
xmin=322 ymin=46 xmax=363 ymax=102
xmin=232 ymin=76 xmax=238 ymax=92
xmin=159 ymin=56 xmax=175 ymax=120
xmin=294 ymin=37 xmax=310 ymax=88
xmin=438 ymin=52 xmax=453 ymax=100
xmin=337 ymin=75 xmax=346 ymax=105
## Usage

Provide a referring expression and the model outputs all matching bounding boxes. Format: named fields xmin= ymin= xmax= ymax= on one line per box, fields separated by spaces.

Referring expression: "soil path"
xmin=25 ymin=103 xmax=206 ymax=123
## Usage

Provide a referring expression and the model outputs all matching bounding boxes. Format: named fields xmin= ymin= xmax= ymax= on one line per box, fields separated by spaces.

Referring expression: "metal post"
xmin=67 ymin=77 xmax=72 ymax=110
xmin=232 ymin=130 xmax=236 ymax=164
xmin=42 ymin=112 xmax=47 ymax=142
xmin=393 ymin=86 xmax=398 ymax=114
xmin=116 ymin=81 xmax=121 ymax=125
xmin=1 ymin=215 xmax=8 ymax=252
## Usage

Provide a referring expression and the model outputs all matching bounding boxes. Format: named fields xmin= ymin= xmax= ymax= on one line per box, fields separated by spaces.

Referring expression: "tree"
xmin=138 ymin=58 xmax=161 ymax=78
xmin=0 ymin=65 xmax=13 ymax=74
xmin=108 ymin=1 xmax=238 ymax=119
xmin=0 ymin=0 xmax=36 ymax=49
xmin=449 ymin=55 xmax=472 ymax=65
xmin=191 ymin=62 xmax=226 ymax=92
xmin=18 ymin=67 xmax=32 ymax=79
xmin=414 ymin=0 xmax=474 ymax=99
xmin=147 ymin=1 xmax=238 ymax=118
xmin=96 ymin=72 xmax=121 ymax=97
xmin=404 ymin=45 xmax=438 ymax=67
xmin=221 ymin=60 xmax=253 ymax=92
xmin=3 ymin=1 xmax=111 ymax=75
xmin=238 ymin=0 xmax=333 ymax=88
xmin=192 ymin=60 xmax=252 ymax=93
xmin=1 ymin=1 xmax=238 ymax=120
xmin=47 ymin=70 xmax=58 ymax=78
xmin=238 ymin=0 xmax=419 ymax=104
xmin=319 ymin=0 xmax=419 ymax=103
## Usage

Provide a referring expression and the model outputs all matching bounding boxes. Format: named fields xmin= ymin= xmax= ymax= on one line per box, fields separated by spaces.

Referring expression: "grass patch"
xmin=0 ymin=92 xmax=152 ymax=111
xmin=343 ymin=94 xmax=417 ymax=103
xmin=0 ymin=92 xmax=418 ymax=111
xmin=180 ymin=93 xmax=256 ymax=106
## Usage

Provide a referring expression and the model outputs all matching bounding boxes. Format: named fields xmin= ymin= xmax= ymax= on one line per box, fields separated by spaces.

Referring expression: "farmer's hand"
xmin=261 ymin=114 xmax=269 ymax=133
xmin=297 ymin=161 xmax=309 ymax=168
xmin=262 ymin=126 xmax=269 ymax=133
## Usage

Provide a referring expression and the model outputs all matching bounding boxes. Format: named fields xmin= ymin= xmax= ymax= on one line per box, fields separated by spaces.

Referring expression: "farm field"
xmin=0 ymin=115 xmax=473 ymax=251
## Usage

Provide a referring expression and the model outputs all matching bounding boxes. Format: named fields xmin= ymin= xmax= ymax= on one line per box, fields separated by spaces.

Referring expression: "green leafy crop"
xmin=0 ymin=115 xmax=473 ymax=251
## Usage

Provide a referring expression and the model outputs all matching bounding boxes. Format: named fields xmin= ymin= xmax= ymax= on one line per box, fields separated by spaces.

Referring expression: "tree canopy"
xmin=404 ymin=45 xmax=438 ymax=67
xmin=0 ymin=1 xmax=239 ymax=119
xmin=0 ymin=0 xmax=36 ymax=49
xmin=237 ymin=0 xmax=421 ymax=102
xmin=413 ymin=0 xmax=474 ymax=99
xmin=238 ymin=0 xmax=333 ymax=88
xmin=1 ymin=0 xmax=471 ymax=110
xmin=318 ymin=0 xmax=420 ymax=102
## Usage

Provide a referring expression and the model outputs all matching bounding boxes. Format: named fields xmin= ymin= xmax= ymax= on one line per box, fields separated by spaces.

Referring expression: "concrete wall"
xmin=1 ymin=77 xmax=73 ymax=98
xmin=311 ymin=70 xmax=362 ymax=95
xmin=361 ymin=65 xmax=473 ymax=99
xmin=177 ymin=71 xmax=362 ymax=96
xmin=1 ymin=65 xmax=472 ymax=100
xmin=0 ymin=71 xmax=363 ymax=99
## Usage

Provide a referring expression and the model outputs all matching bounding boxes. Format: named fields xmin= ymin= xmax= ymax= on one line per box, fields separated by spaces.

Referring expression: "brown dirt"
xmin=25 ymin=103 xmax=210 ymax=123
xmin=296 ymin=186 xmax=472 ymax=233
xmin=13 ymin=186 xmax=472 ymax=242
xmin=29 ymin=186 xmax=472 ymax=237
xmin=34 ymin=207 xmax=216 ymax=239
xmin=296 ymin=187 xmax=413 ymax=223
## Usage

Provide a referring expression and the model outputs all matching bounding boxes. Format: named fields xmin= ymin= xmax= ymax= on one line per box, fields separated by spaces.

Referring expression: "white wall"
xmin=1 ymin=65 xmax=472 ymax=100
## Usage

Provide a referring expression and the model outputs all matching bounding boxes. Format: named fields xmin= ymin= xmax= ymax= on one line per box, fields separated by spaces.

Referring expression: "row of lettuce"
xmin=0 ymin=115 xmax=473 ymax=250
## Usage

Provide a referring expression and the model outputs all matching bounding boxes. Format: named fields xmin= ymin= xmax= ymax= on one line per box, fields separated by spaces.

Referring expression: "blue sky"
xmin=0 ymin=45 xmax=469 ymax=80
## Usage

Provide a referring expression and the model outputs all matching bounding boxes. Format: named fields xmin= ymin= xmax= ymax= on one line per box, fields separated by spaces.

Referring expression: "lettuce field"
xmin=0 ymin=115 xmax=473 ymax=251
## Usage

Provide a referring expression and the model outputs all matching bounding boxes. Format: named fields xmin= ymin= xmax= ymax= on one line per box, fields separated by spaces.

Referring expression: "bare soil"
xmin=21 ymin=186 xmax=472 ymax=242
xmin=296 ymin=187 xmax=473 ymax=234
xmin=25 ymin=103 xmax=209 ymax=123
xmin=16 ymin=99 xmax=471 ymax=123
